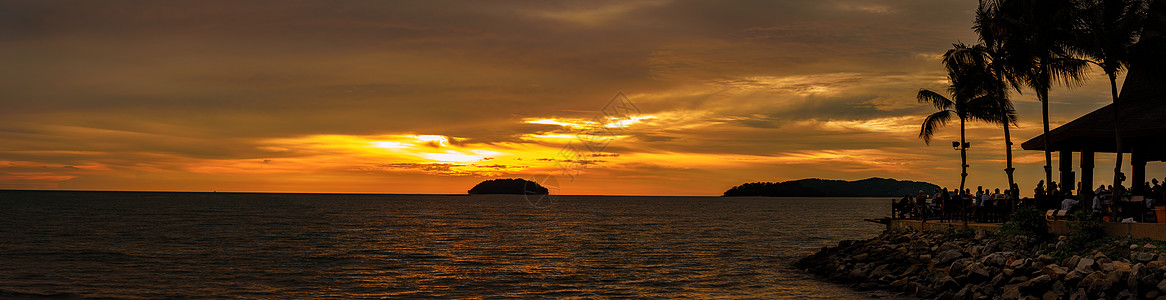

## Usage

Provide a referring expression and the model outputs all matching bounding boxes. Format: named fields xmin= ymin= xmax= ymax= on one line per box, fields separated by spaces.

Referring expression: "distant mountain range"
xmin=468 ymin=178 xmax=549 ymax=195
xmin=722 ymin=177 xmax=939 ymax=197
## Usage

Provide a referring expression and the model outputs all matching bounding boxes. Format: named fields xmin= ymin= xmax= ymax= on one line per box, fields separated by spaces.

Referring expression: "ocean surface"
xmin=0 ymin=191 xmax=898 ymax=299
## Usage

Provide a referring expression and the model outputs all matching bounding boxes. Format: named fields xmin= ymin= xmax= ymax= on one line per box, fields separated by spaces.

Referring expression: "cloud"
xmin=0 ymin=0 xmax=1129 ymax=195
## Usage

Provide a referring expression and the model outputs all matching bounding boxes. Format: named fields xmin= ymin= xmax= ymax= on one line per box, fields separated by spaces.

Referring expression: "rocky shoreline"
xmin=796 ymin=227 xmax=1166 ymax=299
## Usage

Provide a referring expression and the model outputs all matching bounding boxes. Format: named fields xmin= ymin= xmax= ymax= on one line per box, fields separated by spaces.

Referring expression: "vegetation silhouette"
xmin=467 ymin=178 xmax=549 ymax=195
xmin=918 ymin=43 xmax=1014 ymax=192
xmin=1073 ymin=0 xmax=1147 ymax=198
xmin=722 ymin=178 xmax=940 ymax=197
xmin=921 ymin=0 xmax=1165 ymax=193
xmin=976 ymin=0 xmax=1091 ymax=190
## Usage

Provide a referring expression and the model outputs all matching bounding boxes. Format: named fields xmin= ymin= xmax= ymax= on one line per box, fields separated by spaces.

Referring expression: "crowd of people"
xmin=892 ymin=178 xmax=1166 ymax=223
xmin=893 ymin=184 xmax=1021 ymax=222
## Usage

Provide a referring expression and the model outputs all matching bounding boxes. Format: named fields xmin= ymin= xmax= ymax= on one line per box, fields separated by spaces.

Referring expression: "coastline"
xmin=796 ymin=226 xmax=1166 ymax=299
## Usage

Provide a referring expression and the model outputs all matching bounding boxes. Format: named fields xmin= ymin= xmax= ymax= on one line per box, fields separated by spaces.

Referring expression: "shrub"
xmin=998 ymin=206 xmax=1050 ymax=240
xmin=1049 ymin=211 xmax=1106 ymax=258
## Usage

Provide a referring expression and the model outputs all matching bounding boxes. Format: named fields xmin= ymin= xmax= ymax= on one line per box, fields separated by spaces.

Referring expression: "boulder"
xmin=990 ymin=273 xmax=1007 ymax=287
xmin=1134 ymin=252 xmax=1157 ymax=263
xmin=1001 ymin=284 xmax=1022 ymax=300
xmin=936 ymin=275 xmax=961 ymax=291
xmin=983 ymin=252 xmax=1009 ymax=267
xmin=1069 ymin=288 xmax=1088 ymax=300
xmin=1076 ymin=258 xmax=1096 ymax=273
xmin=967 ymin=262 xmax=992 ymax=282
xmin=1088 ymin=275 xmax=1114 ymax=297
xmin=1041 ymin=264 xmax=1069 ymax=279
xmin=937 ymin=249 xmax=963 ymax=266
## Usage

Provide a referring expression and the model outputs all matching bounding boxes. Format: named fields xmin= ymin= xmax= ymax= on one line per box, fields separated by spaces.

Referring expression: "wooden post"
xmin=1060 ymin=150 xmax=1074 ymax=195
xmin=1081 ymin=149 xmax=1094 ymax=198
xmin=1133 ymin=145 xmax=1147 ymax=195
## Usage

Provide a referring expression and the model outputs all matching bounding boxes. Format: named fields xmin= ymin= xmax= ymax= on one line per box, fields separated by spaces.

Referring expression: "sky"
xmin=1 ymin=0 xmax=1158 ymax=196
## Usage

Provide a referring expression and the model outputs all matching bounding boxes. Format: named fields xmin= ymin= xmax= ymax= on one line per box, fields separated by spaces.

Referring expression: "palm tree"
xmin=976 ymin=0 xmax=1092 ymax=193
xmin=944 ymin=43 xmax=1022 ymax=191
xmin=919 ymin=45 xmax=1013 ymax=193
xmin=1072 ymin=0 xmax=1146 ymax=197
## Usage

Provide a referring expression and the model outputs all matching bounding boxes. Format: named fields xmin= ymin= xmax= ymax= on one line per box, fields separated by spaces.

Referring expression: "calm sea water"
xmin=0 ymin=191 xmax=894 ymax=299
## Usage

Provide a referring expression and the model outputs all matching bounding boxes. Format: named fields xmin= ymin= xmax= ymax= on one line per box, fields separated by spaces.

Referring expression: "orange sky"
xmin=2 ymin=1 xmax=1162 ymax=196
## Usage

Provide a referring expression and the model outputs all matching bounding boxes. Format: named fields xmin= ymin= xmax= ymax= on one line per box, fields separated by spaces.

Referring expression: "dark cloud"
xmin=0 ymin=0 xmax=1124 ymax=194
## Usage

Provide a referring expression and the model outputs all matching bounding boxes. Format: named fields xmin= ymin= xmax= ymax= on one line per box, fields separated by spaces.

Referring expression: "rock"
xmin=1076 ymin=258 xmax=1096 ymax=273
xmin=937 ymin=275 xmax=961 ymax=291
xmin=938 ymin=249 xmax=963 ymax=266
xmin=1049 ymin=265 xmax=1069 ymax=279
xmin=968 ymin=262 xmax=992 ymax=282
xmin=951 ymin=258 xmax=971 ymax=275
xmin=1038 ymin=254 xmax=1055 ymax=264
xmin=1100 ymin=262 xmax=1116 ymax=273
xmin=916 ymin=287 xmax=937 ymax=298
xmin=869 ymin=264 xmax=892 ymax=279
xmin=1010 ymin=258 xmax=1028 ymax=269
xmin=1148 ymin=290 xmax=1160 ymax=299
xmin=854 ymin=253 xmax=870 ymax=261
xmin=1065 ymin=255 xmax=1082 ymax=269
xmin=1133 ymin=244 xmax=1141 ymax=251
xmin=984 ymin=252 xmax=1009 ymax=267
xmin=1021 ymin=275 xmax=1053 ymax=293
xmin=1136 ymin=252 xmax=1158 ymax=263
xmin=1065 ymin=269 xmax=1086 ymax=284
xmin=1070 ymin=288 xmax=1088 ymax=300
xmin=1042 ymin=290 xmax=1060 ymax=300
xmin=1052 ymin=280 xmax=1066 ymax=294
xmin=1002 ymin=284 xmax=1022 ymax=300
xmin=1129 ymin=263 xmax=1145 ymax=289
xmin=1146 ymin=244 xmax=1158 ymax=250
xmin=1088 ymin=275 xmax=1114 ymax=296
xmin=954 ymin=285 xmax=971 ymax=300
xmin=1107 ymin=267 xmax=1130 ymax=284
xmin=889 ymin=278 xmax=909 ymax=289
xmin=975 ymin=229 xmax=988 ymax=240
xmin=990 ymin=273 xmax=1007 ymax=287
xmin=1157 ymin=278 xmax=1166 ymax=292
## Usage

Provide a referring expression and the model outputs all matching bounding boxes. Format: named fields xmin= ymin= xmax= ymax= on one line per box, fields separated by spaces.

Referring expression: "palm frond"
xmin=917 ymin=89 xmax=953 ymax=111
xmin=919 ymin=110 xmax=954 ymax=145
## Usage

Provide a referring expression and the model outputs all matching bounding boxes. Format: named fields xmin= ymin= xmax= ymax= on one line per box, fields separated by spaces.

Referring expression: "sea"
xmin=0 ymin=191 xmax=900 ymax=299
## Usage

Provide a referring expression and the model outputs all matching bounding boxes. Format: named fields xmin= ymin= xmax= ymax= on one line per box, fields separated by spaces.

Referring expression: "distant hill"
xmin=468 ymin=178 xmax=549 ymax=195
xmin=722 ymin=177 xmax=939 ymax=197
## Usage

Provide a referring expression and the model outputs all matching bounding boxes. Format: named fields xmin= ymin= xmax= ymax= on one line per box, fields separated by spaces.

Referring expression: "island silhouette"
xmin=722 ymin=177 xmax=939 ymax=197
xmin=467 ymin=178 xmax=549 ymax=195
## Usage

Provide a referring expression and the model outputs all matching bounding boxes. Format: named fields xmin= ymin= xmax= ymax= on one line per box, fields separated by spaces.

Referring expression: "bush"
xmin=1049 ymin=211 xmax=1106 ymax=258
xmin=998 ymin=206 xmax=1050 ymax=240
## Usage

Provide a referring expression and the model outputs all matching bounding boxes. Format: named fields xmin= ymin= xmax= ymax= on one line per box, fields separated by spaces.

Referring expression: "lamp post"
xmin=953 ymin=141 xmax=971 ymax=225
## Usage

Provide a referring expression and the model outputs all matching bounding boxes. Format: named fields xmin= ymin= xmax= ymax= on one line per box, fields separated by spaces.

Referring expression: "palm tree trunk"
xmin=1040 ymin=88 xmax=1053 ymax=194
xmin=1109 ymin=72 xmax=1123 ymax=208
xmin=960 ymin=119 xmax=969 ymax=225
xmin=960 ymin=119 xmax=968 ymax=193
xmin=1002 ymin=104 xmax=1015 ymax=191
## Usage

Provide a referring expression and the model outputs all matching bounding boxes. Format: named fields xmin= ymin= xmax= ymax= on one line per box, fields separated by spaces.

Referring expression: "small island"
xmin=722 ymin=177 xmax=939 ymax=197
xmin=467 ymin=178 xmax=549 ymax=195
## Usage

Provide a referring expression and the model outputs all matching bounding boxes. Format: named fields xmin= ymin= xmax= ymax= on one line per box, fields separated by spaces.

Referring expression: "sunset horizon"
xmin=3 ymin=1 xmax=1159 ymax=196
